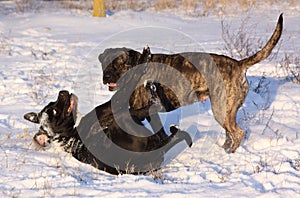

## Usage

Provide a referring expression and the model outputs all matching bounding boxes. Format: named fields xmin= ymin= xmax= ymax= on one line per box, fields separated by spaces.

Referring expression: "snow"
xmin=0 ymin=2 xmax=300 ymax=197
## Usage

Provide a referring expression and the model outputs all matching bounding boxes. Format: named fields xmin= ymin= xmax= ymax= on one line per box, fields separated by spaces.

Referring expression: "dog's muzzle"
xmin=106 ymin=82 xmax=118 ymax=91
xmin=33 ymin=129 xmax=51 ymax=147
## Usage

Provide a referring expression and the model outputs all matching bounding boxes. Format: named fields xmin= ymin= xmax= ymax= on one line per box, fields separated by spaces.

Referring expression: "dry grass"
xmin=103 ymin=0 xmax=291 ymax=17
xmin=56 ymin=0 xmax=93 ymax=10
xmin=106 ymin=0 xmax=259 ymax=13
xmin=0 ymin=31 xmax=12 ymax=55
xmin=154 ymin=0 xmax=178 ymax=10
xmin=182 ymin=0 xmax=198 ymax=10
xmin=14 ymin=0 xmax=36 ymax=12
xmin=7 ymin=0 xmax=293 ymax=16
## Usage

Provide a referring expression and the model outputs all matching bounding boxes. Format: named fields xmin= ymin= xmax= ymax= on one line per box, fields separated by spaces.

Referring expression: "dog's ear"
xmin=67 ymin=94 xmax=78 ymax=115
xmin=142 ymin=45 xmax=151 ymax=56
xmin=138 ymin=46 xmax=151 ymax=64
xmin=98 ymin=53 xmax=104 ymax=63
xmin=24 ymin=112 xmax=39 ymax=124
xmin=98 ymin=48 xmax=111 ymax=63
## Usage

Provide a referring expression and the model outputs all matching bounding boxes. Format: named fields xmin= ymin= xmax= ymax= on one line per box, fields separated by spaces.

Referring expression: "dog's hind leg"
xmin=222 ymin=105 xmax=245 ymax=153
xmin=210 ymin=95 xmax=245 ymax=153
xmin=146 ymin=113 xmax=168 ymax=139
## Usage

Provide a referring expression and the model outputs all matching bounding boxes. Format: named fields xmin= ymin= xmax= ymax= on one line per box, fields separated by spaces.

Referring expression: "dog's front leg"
xmin=146 ymin=113 xmax=168 ymax=139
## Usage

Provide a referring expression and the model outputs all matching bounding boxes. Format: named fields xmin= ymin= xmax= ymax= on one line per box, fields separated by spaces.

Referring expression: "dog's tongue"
xmin=108 ymin=83 xmax=117 ymax=87
xmin=108 ymin=83 xmax=117 ymax=91
xmin=68 ymin=99 xmax=74 ymax=113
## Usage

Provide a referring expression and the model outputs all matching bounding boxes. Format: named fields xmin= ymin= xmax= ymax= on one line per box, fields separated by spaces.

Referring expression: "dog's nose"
xmin=103 ymin=73 xmax=113 ymax=83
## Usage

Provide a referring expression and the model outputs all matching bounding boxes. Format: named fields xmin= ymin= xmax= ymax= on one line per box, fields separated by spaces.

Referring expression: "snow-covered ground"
xmin=0 ymin=2 xmax=300 ymax=197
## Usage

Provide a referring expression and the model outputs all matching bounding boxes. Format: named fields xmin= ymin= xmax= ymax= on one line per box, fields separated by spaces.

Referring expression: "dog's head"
xmin=99 ymin=46 xmax=151 ymax=91
xmin=24 ymin=90 xmax=78 ymax=147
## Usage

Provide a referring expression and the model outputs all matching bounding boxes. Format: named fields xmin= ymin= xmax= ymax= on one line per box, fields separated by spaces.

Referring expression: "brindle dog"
xmin=99 ymin=14 xmax=283 ymax=153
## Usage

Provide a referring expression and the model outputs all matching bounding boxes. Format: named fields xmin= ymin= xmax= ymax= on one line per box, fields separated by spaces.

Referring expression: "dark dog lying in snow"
xmin=24 ymin=81 xmax=192 ymax=175
xmin=98 ymin=14 xmax=283 ymax=153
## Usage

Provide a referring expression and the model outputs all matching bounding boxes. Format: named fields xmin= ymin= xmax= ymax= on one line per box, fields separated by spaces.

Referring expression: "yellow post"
xmin=93 ymin=0 xmax=106 ymax=17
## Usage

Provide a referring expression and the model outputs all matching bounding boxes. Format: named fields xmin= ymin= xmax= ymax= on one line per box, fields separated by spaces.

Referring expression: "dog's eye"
xmin=53 ymin=109 xmax=57 ymax=116
xmin=52 ymin=108 xmax=61 ymax=117
xmin=114 ymin=57 xmax=125 ymax=65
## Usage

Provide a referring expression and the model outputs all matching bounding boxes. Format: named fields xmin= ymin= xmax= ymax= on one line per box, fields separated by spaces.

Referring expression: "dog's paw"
xmin=224 ymin=141 xmax=241 ymax=154
xmin=222 ymin=138 xmax=239 ymax=154
xmin=144 ymin=80 xmax=156 ymax=91
xmin=143 ymin=79 xmax=151 ymax=88
xmin=170 ymin=125 xmax=193 ymax=147
xmin=222 ymin=132 xmax=244 ymax=153
xmin=169 ymin=124 xmax=180 ymax=134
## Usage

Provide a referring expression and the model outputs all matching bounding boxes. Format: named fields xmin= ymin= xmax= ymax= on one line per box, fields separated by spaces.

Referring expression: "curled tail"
xmin=240 ymin=13 xmax=283 ymax=69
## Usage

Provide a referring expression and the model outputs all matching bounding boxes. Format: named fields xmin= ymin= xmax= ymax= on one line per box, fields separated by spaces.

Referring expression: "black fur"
xmin=25 ymin=82 xmax=192 ymax=175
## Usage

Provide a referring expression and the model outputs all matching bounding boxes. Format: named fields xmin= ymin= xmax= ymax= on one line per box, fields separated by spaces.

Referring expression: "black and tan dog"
xmin=99 ymin=14 xmax=283 ymax=153
xmin=24 ymin=81 xmax=192 ymax=175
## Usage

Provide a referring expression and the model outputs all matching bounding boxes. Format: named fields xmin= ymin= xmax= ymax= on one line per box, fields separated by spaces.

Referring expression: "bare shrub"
xmin=221 ymin=15 xmax=265 ymax=60
xmin=14 ymin=0 xmax=42 ymax=12
xmin=28 ymin=66 xmax=57 ymax=105
xmin=250 ymin=74 xmax=271 ymax=112
xmin=276 ymin=52 xmax=300 ymax=84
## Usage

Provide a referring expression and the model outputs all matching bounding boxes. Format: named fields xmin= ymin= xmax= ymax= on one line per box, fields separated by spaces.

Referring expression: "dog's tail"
xmin=239 ymin=13 xmax=283 ymax=69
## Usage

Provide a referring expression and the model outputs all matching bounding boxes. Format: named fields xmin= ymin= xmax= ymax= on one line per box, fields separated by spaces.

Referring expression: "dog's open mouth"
xmin=33 ymin=132 xmax=50 ymax=148
xmin=107 ymin=82 xmax=118 ymax=91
